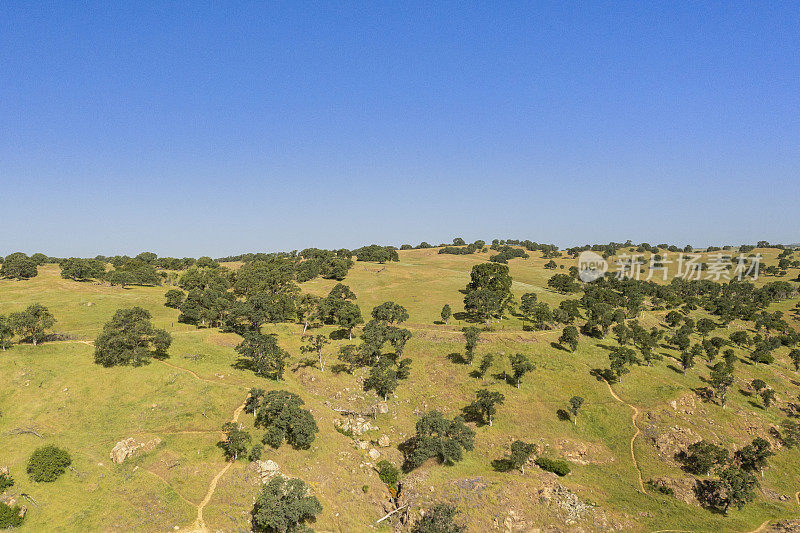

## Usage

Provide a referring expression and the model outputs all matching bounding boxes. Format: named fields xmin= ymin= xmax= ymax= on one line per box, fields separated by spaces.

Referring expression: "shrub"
xmin=645 ymin=479 xmax=675 ymax=495
xmin=534 ymin=457 xmax=570 ymax=476
xmin=247 ymin=443 xmax=264 ymax=462
xmin=27 ymin=445 xmax=71 ymax=482
xmin=376 ymin=460 xmax=401 ymax=488
xmin=0 ymin=501 xmax=25 ymax=528
xmin=0 ymin=472 xmax=13 ymax=491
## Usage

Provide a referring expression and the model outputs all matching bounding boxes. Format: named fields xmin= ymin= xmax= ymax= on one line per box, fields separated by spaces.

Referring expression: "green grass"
xmin=1 ymin=249 xmax=800 ymax=531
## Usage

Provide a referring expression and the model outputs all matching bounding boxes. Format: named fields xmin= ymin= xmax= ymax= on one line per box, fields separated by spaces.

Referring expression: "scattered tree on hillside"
xmin=729 ymin=330 xmax=750 ymax=347
xmin=234 ymin=332 xmax=290 ymax=380
xmin=440 ymin=304 xmax=452 ymax=324
xmin=254 ymin=391 xmax=318 ymax=449
xmin=760 ymin=388 xmax=776 ymax=410
xmin=735 ymin=437 xmax=773 ymax=478
xmin=461 ymin=326 xmax=481 ymax=364
xmin=164 ymin=288 xmax=186 ymax=308
xmin=94 ymin=307 xmax=170 ymax=366
xmin=608 ymin=346 xmax=639 ymax=383
xmin=462 ymin=389 xmax=505 ymax=426
xmin=508 ymin=353 xmax=534 ymax=388
xmin=790 ymin=348 xmax=800 ymax=371
xmin=709 ymin=361 xmax=735 ymax=408
xmin=696 ymin=318 xmax=718 ymax=339
xmin=0 ymin=316 xmax=12 ymax=351
xmin=718 ymin=464 xmax=758 ymax=514
xmin=476 ymin=353 xmax=494 ymax=379
xmin=492 ymin=440 xmax=536 ymax=474
xmin=60 ymin=257 xmax=106 ymax=281
xmin=463 ymin=263 xmax=513 ymax=322
xmin=220 ymin=422 xmax=251 ymax=461
xmin=680 ymin=349 xmax=695 ymax=371
xmin=364 ymin=360 xmax=409 ymax=401
xmin=410 ymin=503 xmax=466 ymax=533
xmin=9 ymin=304 xmax=56 ymax=346
xmin=355 ymin=244 xmax=399 ymax=263
xmin=1 ymin=252 xmax=38 ymax=280
xmin=251 ymin=476 xmax=322 ymax=533
xmin=568 ymin=396 xmax=584 ymax=426
xmin=300 ymin=333 xmax=330 ymax=372
xmin=558 ymin=325 xmax=579 ymax=352
xmin=682 ymin=440 xmax=729 ymax=475
xmin=372 ymin=301 xmax=409 ymax=324
xmin=402 ymin=411 xmax=475 ymax=471
xmin=296 ymin=293 xmax=322 ymax=335
xmin=334 ymin=301 xmax=363 ymax=340
xmin=780 ymin=419 xmax=800 ymax=448
xmin=518 ymin=293 xmax=538 ymax=327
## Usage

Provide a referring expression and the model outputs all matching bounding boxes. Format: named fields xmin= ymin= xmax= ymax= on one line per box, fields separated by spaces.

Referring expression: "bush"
xmin=645 ymin=479 xmax=675 ymax=495
xmin=27 ymin=445 xmax=72 ymax=482
xmin=376 ymin=460 xmax=401 ymax=488
xmin=535 ymin=457 xmax=570 ymax=476
xmin=0 ymin=501 xmax=25 ymax=528
xmin=0 ymin=472 xmax=13 ymax=491
xmin=247 ymin=443 xmax=264 ymax=462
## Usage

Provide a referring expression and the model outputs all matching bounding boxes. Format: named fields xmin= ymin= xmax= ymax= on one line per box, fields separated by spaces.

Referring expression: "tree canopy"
xmin=94 ymin=307 xmax=171 ymax=366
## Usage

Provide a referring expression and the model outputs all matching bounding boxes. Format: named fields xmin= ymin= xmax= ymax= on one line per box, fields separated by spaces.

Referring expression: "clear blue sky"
xmin=2 ymin=2 xmax=798 ymax=257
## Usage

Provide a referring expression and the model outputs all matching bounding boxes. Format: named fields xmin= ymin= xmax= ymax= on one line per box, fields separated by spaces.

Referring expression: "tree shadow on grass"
xmin=447 ymin=352 xmax=467 ymax=364
xmin=330 ymin=363 xmax=352 ymax=375
xmin=491 ymin=458 xmax=515 ymax=472
xmin=666 ymin=364 xmax=684 ymax=375
xmin=691 ymin=387 xmax=715 ymax=403
xmin=461 ymin=404 xmax=487 ymax=426
xmin=747 ymin=400 xmax=764 ymax=410
xmin=329 ymin=329 xmax=350 ymax=341
xmin=550 ymin=342 xmax=570 ymax=353
xmin=589 ymin=368 xmax=616 ymax=383
xmin=556 ymin=409 xmax=571 ymax=422
xmin=292 ymin=358 xmax=319 ymax=371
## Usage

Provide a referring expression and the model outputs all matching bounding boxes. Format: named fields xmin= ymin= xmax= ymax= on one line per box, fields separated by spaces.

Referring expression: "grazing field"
xmin=2 ymin=247 xmax=800 ymax=532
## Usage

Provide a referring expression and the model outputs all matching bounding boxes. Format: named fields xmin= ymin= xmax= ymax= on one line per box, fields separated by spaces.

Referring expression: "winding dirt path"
xmin=745 ymin=519 xmax=772 ymax=533
xmin=188 ymin=398 xmax=248 ymax=533
xmin=602 ymin=378 xmax=645 ymax=493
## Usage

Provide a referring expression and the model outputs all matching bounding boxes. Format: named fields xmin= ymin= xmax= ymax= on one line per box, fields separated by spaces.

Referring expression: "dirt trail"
xmin=745 ymin=519 xmax=772 ymax=533
xmin=184 ymin=398 xmax=247 ymax=533
xmin=602 ymin=378 xmax=645 ymax=493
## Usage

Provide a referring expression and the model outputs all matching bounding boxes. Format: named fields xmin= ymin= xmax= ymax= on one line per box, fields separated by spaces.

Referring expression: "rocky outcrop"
xmin=110 ymin=436 xmax=162 ymax=464
xmin=334 ymin=416 xmax=374 ymax=436
xmin=537 ymin=480 xmax=594 ymax=525
xmin=254 ymin=459 xmax=281 ymax=483
xmin=647 ymin=425 xmax=701 ymax=460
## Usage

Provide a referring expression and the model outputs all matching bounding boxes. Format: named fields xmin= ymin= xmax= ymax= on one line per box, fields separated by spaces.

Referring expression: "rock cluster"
xmin=254 ymin=460 xmax=281 ymax=483
xmin=109 ymin=436 xmax=162 ymax=464
xmin=538 ymin=481 xmax=593 ymax=525
xmin=333 ymin=417 xmax=374 ymax=436
xmin=649 ymin=425 xmax=701 ymax=459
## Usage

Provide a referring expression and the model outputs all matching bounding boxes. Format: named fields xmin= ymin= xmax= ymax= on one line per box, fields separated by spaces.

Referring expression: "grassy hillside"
xmin=2 ymin=248 xmax=800 ymax=532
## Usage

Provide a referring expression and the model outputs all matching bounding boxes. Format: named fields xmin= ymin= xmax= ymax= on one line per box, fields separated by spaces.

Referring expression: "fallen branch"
xmin=376 ymin=504 xmax=408 ymax=524
xmin=21 ymin=493 xmax=38 ymax=505
xmin=332 ymin=408 xmax=377 ymax=419
xmin=8 ymin=427 xmax=43 ymax=438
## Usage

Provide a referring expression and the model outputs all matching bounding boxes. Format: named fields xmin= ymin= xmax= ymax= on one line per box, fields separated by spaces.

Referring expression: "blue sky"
xmin=1 ymin=2 xmax=798 ymax=257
